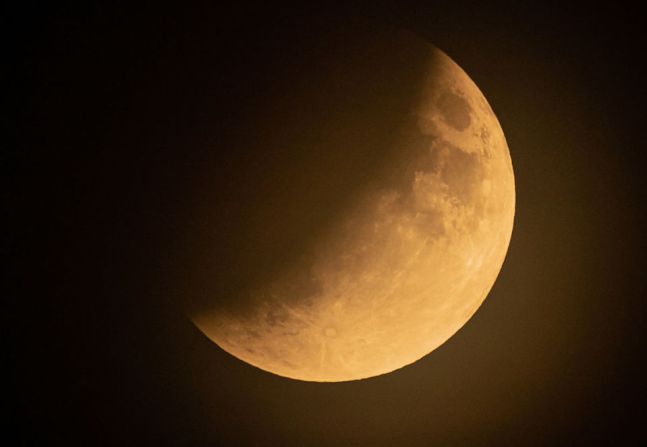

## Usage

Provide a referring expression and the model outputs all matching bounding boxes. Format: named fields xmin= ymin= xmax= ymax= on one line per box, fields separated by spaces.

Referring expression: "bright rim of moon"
xmin=193 ymin=44 xmax=515 ymax=382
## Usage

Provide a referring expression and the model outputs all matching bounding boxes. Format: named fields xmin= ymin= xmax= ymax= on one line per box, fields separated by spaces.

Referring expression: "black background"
xmin=11 ymin=2 xmax=645 ymax=445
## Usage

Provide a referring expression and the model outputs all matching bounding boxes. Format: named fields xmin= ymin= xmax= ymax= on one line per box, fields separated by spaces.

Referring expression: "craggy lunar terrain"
xmin=193 ymin=44 xmax=515 ymax=382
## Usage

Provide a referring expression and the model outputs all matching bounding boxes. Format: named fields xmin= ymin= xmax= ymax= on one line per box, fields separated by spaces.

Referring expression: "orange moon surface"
xmin=193 ymin=44 xmax=515 ymax=382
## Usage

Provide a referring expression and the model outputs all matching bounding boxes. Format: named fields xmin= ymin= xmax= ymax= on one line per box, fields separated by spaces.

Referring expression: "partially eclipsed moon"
xmin=192 ymin=41 xmax=515 ymax=382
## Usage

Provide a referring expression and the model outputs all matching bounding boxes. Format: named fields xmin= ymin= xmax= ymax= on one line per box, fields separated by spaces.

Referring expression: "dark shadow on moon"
xmin=183 ymin=25 xmax=439 ymax=321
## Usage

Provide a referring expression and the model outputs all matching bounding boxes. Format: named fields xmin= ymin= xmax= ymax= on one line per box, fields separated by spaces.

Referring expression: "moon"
xmin=192 ymin=39 xmax=515 ymax=382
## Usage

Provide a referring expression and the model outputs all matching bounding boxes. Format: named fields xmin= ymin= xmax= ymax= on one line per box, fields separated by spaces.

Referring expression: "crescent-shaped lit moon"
xmin=193 ymin=41 xmax=515 ymax=382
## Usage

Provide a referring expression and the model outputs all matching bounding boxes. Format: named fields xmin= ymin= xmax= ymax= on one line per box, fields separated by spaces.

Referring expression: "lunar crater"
xmin=436 ymin=90 xmax=472 ymax=131
xmin=324 ymin=327 xmax=338 ymax=337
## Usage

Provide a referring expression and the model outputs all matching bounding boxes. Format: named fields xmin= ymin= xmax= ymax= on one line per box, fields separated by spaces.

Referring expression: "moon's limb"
xmin=193 ymin=46 xmax=515 ymax=382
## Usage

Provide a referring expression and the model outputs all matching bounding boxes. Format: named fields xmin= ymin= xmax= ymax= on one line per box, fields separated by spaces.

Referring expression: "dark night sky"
xmin=11 ymin=2 xmax=646 ymax=445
